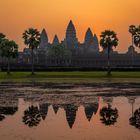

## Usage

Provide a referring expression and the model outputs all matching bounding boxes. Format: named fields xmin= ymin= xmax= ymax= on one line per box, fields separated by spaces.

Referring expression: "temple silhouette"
xmin=1 ymin=20 xmax=140 ymax=70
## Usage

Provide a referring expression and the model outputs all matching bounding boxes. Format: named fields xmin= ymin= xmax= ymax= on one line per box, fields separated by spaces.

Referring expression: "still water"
xmin=0 ymin=84 xmax=140 ymax=140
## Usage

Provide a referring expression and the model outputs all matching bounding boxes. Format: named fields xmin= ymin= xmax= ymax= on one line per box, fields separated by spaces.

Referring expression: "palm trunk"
xmin=131 ymin=35 xmax=134 ymax=67
xmin=31 ymin=49 xmax=35 ymax=75
xmin=107 ymin=47 xmax=111 ymax=76
xmin=7 ymin=57 xmax=10 ymax=75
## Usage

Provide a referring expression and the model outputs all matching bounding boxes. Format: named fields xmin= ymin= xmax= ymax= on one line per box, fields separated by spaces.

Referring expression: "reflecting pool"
xmin=0 ymin=84 xmax=140 ymax=140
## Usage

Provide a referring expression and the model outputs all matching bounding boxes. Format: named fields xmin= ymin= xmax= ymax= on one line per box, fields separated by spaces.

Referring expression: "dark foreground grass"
xmin=0 ymin=71 xmax=140 ymax=79
xmin=0 ymin=72 xmax=140 ymax=83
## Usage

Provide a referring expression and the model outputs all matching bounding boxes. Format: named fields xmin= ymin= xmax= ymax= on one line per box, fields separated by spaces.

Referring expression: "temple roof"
xmin=85 ymin=28 xmax=94 ymax=44
xmin=40 ymin=28 xmax=48 ymax=48
xmin=67 ymin=20 xmax=76 ymax=32
xmin=52 ymin=34 xmax=59 ymax=45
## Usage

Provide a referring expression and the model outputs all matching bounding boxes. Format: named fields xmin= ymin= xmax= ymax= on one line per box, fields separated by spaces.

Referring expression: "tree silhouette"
xmin=0 ymin=33 xmax=6 ymax=69
xmin=129 ymin=108 xmax=140 ymax=129
xmin=133 ymin=26 xmax=140 ymax=48
xmin=0 ymin=39 xmax=18 ymax=74
xmin=22 ymin=28 xmax=40 ymax=75
xmin=0 ymin=33 xmax=6 ymax=42
xmin=129 ymin=25 xmax=137 ymax=66
xmin=23 ymin=106 xmax=41 ymax=127
xmin=129 ymin=25 xmax=137 ymax=46
xmin=100 ymin=30 xmax=118 ymax=75
xmin=100 ymin=104 xmax=118 ymax=126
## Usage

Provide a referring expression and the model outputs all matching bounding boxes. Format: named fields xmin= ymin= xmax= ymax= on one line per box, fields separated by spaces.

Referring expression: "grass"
xmin=0 ymin=71 xmax=140 ymax=78
xmin=0 ymin=72 xmax=140 ymax=84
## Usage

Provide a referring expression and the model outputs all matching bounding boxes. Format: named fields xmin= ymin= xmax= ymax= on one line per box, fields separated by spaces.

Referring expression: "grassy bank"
xmin=0 ymin=71 xmax=140 ymax=79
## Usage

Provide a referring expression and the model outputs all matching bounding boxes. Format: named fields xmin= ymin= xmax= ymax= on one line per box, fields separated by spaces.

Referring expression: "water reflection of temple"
xmin=39 ymin=103 xmax=49 ymax=120
xmin=0 ymin=96 xmax=18 ymax=122
xmin=0 ymin=106 xmax=18 ymax=122
xmin=52 ymin=104 xmax=59 ymax=114
xmin=63 ymin=104 xmax=78 ymax=129
xmin=84 ymin=103 xmax=99 ymax=121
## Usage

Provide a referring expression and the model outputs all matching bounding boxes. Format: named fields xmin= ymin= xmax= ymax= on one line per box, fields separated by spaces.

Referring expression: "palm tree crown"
xmin=100 ymin=30 xmax=118 ymax=49
xmin=22 ymin=28 xmax=40 ymax=49
xmin=134 ymin=26 xmax=140 ymax=48
xmin=0 ymin=33 xmax=6 ymax=42
xmin=129 ymin=25 xmax=137 ymax=36
xmin=0 ymin=39 xmax=18 ymax=58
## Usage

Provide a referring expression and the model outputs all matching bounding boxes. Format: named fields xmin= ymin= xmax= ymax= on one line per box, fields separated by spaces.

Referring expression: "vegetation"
xmin=133 ymin=26 xmax=140 ymax=48
xmin=0 ymin=71 xmax=140 ymax=79
xmin=22 ymin=28 xmax=40 ymax=75
xmin=0 ymin=33 xmax=18 ymax=74
xmin=129 ymin=25 xmax=137 ymax=46
xmin=0 ymin=40 xmax=18 ymax=74
xmin=100 ymin=30 xmax=119 ymax=76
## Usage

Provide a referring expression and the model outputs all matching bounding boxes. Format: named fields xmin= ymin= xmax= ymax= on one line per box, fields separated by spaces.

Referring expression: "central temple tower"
xmin=65 ymin=20 xmax=78 ymax=48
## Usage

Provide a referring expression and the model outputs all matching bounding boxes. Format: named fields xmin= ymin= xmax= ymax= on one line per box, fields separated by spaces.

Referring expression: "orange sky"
xmin=0 ymin=0 xmax=140 ymax=52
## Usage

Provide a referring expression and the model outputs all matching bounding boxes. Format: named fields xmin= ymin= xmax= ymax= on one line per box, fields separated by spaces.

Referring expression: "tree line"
xmin=0 ymin=25 xmax=140 ymax=75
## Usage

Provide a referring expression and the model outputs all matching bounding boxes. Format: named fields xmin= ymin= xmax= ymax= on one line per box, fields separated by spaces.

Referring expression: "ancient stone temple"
xmin=52 ymin=35 xmax=59 ymax=46
xmin=39 ymin=28 xmax=48 ymax=49
xmin=64 ymin=20 xmax=78 ymax=48
xmin=1 ymin=20 xmax=140 ymax=70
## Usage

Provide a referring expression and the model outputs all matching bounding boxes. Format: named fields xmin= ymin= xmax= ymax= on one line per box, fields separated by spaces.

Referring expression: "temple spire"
xmin=52 ymin=34 xmax=59 ymax=46
xmin=84 ymin=27 xmax=94 ymax=44
xmin=65 ymin=20 xmax=78 ymax=48
xmin=39 ymin=28 xmax=48 ymax=48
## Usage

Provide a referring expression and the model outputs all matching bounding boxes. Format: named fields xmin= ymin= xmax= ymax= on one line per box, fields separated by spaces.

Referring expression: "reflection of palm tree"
xmin=39 ymin=103 xmax=49 ymax=120
xmin=102 ymin=97 xmax=113 ymax=104
xmin=52 ymin=104 xmax=59 ymax=114
xmin=23 ymin=106 xmax=41 ymax=127
xmin=129 ymin=108 xmax=140 ymax=129
xmin=127 ymin=96 xmax=136 ymax=117
xmin=84 ymin=103 xmax=99 ymax=122
xmin=100 ymin=104 xmax=118 ymax=126
xmin=64 ymin=104 xmax=78 ymax=129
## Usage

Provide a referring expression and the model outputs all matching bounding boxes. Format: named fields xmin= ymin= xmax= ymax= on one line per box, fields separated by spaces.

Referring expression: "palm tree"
xmin=0 ymin=33 xmax=6 ymax=42
xmin=129 ymin=25 xmax=137 ymax=45
xmin=0 ymin=39 xmax=18 ymax=74
xmin=100 ymin=30 xmax=118 ymax=75
xmin=0 ymin=33 xmax=6 ymax=70
xmin=22 ymin=28 xmax=40 ymax=75
xmin=134 ymin=25 xmax=140 ymax=48
xmin=129 ymin=25 xmax=137 ymax=66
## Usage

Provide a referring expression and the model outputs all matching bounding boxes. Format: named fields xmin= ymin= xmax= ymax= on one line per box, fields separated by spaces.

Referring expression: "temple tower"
xmin=52 ymin=35 xmax=59 ymax=46
xmin=39 ymin=29 xmax=48 ymax=48
xmin=84 ymin=28 xmax=94 ymax=46
xmin=65 ymin=20 xmax=78 ymax=48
